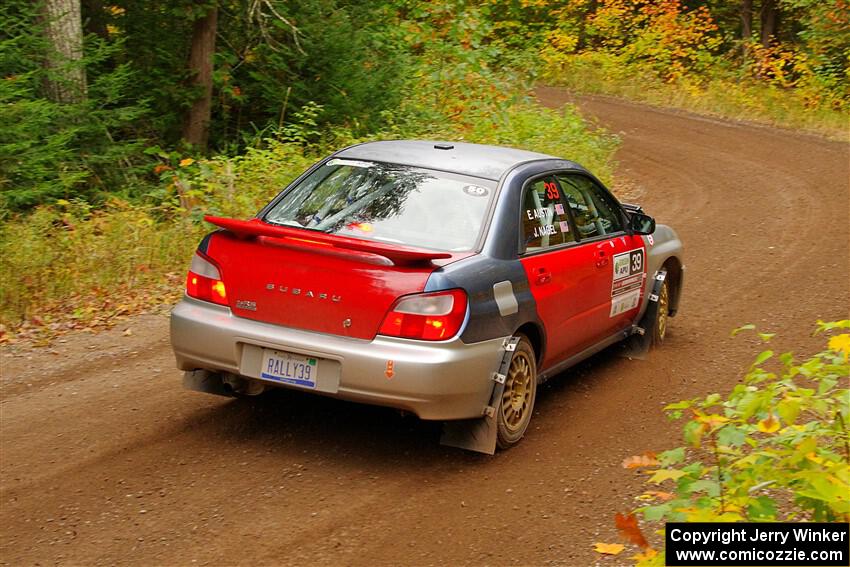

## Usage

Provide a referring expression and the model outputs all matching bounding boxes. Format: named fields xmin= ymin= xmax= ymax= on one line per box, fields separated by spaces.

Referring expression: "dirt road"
xmin=2 ymin=90 xmax=848 ymax=566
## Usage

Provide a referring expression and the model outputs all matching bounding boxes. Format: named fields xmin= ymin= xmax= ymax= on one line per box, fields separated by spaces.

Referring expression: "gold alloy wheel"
xmin=501 ymin=350 xmax=534 ymax=433
xmin=657 ymin=280 xmax=670 ymax=340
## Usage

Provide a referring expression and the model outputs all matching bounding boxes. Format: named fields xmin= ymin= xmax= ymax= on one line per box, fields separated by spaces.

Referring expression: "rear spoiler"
xmin=204 ymin=216 xmax=452 ymax=266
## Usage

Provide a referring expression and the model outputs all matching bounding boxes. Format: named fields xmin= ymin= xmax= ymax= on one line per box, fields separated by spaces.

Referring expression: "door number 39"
xmin=631 ymin=252 xmax=642 ymax=272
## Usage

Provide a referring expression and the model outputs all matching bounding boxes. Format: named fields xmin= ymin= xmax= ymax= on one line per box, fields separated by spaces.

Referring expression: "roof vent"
xmin=434 ymin=143 xmax=454 ymax=150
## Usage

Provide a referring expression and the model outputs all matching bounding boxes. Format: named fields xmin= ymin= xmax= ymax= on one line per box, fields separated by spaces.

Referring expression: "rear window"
xmin=263 ymin=158 xmax=496 ymax=251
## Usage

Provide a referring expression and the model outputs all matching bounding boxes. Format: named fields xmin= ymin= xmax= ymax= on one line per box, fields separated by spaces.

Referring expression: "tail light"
xmin=186 ymin=252 xmax=228 ymax=306
xmin=378 ymin=289 xmax=467 ymax=341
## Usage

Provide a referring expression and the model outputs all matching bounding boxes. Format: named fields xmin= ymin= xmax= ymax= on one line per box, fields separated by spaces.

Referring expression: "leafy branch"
xmin=601 ymin=321 xmax=850 ymax=565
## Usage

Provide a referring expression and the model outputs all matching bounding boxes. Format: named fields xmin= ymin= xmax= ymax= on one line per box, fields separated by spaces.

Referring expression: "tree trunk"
xmin=182 ymin=3 xmax=218 ymax=151
xmin=760 ymin=0 xmax=778 ymax=48
xmin=42 ymin=0 xmax=87 ymax=103
xmin=740 ymin=0 xmax=753 ymax=40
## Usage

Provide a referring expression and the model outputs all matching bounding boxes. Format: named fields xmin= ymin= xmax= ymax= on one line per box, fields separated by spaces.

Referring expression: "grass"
xmin=0 ymin=202 xmax=199 ymax=340
xmin=541 ymin=52 xmax=849 ymax=141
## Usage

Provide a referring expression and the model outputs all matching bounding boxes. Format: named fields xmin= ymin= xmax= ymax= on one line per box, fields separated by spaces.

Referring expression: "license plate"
xmin=260 ymin=349 xmax=319 ymax=389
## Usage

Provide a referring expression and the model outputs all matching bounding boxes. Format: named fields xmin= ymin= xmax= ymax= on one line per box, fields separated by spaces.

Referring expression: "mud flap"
xmin=620 ymin=270 xmax=667 ymax=360
xmin=183 ymin=369 xmax=232 ymax=397
xmin=440 ymin=337 xmax=520 ymax=455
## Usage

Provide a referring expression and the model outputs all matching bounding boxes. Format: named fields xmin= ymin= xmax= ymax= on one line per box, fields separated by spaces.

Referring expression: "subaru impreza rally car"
xmin=170 ymin=140 xmax=684 ymax=452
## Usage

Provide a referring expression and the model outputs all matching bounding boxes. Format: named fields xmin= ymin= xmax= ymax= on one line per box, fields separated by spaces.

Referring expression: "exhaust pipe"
xmin=183 ymin=370 xmax=265 ymax=397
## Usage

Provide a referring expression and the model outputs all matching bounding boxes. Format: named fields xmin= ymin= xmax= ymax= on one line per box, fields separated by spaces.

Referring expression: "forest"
xmin=0 ymin=0 xmax=848 ymax=329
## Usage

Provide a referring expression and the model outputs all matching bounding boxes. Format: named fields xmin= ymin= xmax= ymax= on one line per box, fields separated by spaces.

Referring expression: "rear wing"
xmin=204 ymin=216 xmax=452 ymax=266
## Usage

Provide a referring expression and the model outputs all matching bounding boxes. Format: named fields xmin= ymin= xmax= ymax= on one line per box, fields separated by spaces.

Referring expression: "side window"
xmin=520 ymin=176 xmax=577 ymax=253
xmin=556 ymin=174 xmax=624 ymax=238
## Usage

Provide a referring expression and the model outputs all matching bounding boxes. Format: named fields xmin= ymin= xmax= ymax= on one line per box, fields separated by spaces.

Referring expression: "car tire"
xmin=650 ymin=277 xmax=670 ymax=347
xmin=496 ymin=336 xmax=537 ymax=450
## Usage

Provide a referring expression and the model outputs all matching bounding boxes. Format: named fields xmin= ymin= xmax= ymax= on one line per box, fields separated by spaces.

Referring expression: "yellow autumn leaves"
xmin=757 ymin=413 xmax=781 ymax=433
xmin=828 ymin=333 xmax=850 ymax=361
xmin=593 ymin=542 xmax=625 ymax=555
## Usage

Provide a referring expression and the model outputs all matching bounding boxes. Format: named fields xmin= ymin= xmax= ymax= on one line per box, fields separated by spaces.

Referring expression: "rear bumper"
xmin=170 ymin=297 xmax=506 ymax=420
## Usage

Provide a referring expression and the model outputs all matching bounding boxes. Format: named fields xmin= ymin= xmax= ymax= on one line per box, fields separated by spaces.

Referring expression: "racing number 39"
xmin=544 ymin=181 xmax=559 ymax=200
xmin=614 ymin=248 xmax=645 ymax=281
xmin=631 ymin=250 xmax=642 ymax=272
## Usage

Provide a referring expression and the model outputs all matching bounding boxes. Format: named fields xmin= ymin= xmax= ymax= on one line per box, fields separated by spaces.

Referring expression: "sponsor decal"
xmin=235 ymin=300 xmax=257 ymax=311
xmin=612 ymin=273 xmax=643 ymax=294
xmin=647 ymin=234 xmax=654 ymax=246
xmin=526 ymin=208 xmax=549 ymax=220
xmin=493 ymin=281 xmax=519 ymax=317
xmin=385 ymin=360 xmax=395 ymax=380
xmin=613 ymin=254 xmax=631 ymax=280
xmin=532 ymin=224 xmax=557 ymax=238
xmin=463 ymin=184 xmax=489 ymax=197
xmin=613 ymin=249 xmax=644 ymax=283
xmin=346 ymin=221 xmax=373 ymax=232
xmin=326 ymin=158 xmax=373 ymax=168
xmin=610 ymin=248 xmax=646 ymax=317
xmin=610 ymin=289 xmax=641 ymax=317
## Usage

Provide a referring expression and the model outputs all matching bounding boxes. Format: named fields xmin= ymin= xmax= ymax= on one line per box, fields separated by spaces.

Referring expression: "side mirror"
xmin=629 ymin=212 xmax=655 ymax=235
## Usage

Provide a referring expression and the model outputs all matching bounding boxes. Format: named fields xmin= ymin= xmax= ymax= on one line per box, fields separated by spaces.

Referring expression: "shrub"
xmin=586 ymin=0 xmax=722 ymax=82
xmin=612 ymin=321 xmax=850 ymax=565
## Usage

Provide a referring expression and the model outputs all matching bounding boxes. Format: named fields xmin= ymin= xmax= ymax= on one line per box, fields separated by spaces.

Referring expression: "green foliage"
xmin=263 ymin=1 xmax=410 ymax=134
xmin=144 ymin=138 xmax=318 ymax=222
xmin=624 ymin=323 xmax=850 ymax=566
xmin=0 ymin=1 xmax=149 ymax=216
xmin=584 ymin=0 xmax=722 ymax=80
xmin=487 ymin=0 xmax=849 ymax=137
xmin=780 ymin=0 xmax=850 ymax=78
xmin=111 ymin=0 xmax=410 ymax=149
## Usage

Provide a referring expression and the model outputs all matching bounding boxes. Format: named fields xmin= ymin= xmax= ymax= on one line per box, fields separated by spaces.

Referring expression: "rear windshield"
xmin=263 ymin=158 xmax=497 ymax=251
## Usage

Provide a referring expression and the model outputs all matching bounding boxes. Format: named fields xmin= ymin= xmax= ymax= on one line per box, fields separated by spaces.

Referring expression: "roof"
xmin=335 ymin=140 xmax=560 ymax=181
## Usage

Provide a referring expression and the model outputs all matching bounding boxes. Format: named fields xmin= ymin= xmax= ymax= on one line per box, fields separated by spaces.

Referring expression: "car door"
xmin=518 ymin=175 xmax=599 ymax=369
xmin=555 ymin=173 xmax=647 ymax=340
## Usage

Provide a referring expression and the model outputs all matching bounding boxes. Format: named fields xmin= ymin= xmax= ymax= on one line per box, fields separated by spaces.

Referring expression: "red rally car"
xmin=170 ymin=140 xmax=684 ymax=453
